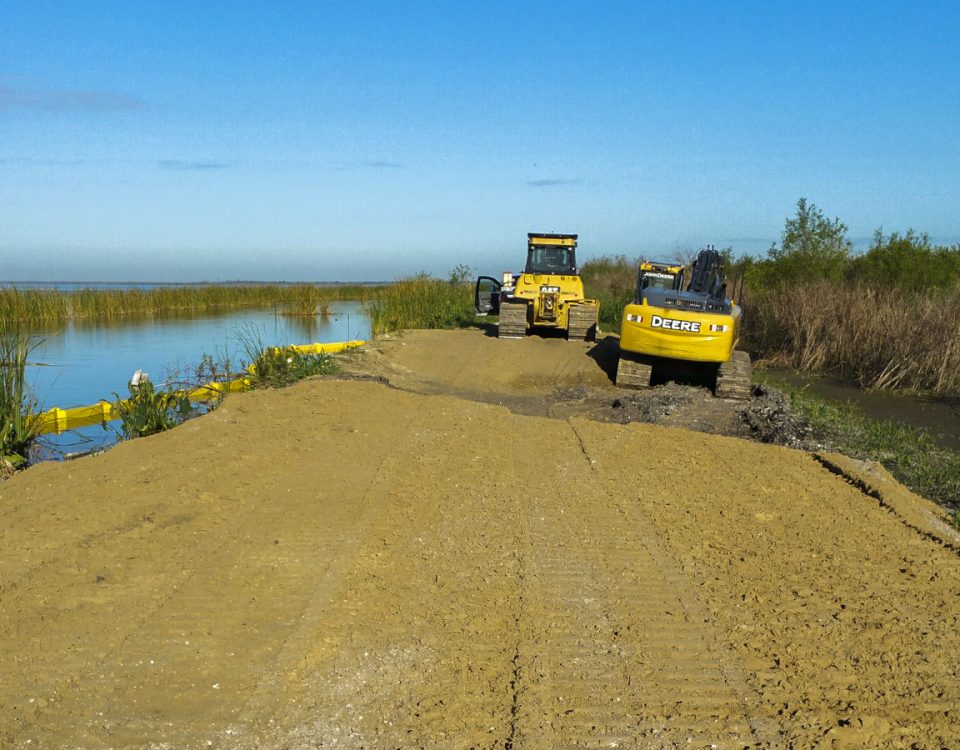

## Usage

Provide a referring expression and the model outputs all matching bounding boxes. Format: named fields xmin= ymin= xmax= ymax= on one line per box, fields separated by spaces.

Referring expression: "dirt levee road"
xmin=2 ymin=330 xmax=959 ymax=749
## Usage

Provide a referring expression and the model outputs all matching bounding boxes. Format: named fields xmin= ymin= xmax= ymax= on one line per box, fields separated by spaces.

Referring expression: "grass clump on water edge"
xmin=115 ymin=379 xmax=192 ymax=439
xmin=112 ymin=326 xmax=345 ymax=442
xmin=236 ymin=324 xmax=340 ymax=389
xmin=368 ymin=267 xmax=478 ymax=335
xmin=754 ymin=371 xmax=960 ymax=512
xmin=0 ymin=324 xmax=42 ymax=472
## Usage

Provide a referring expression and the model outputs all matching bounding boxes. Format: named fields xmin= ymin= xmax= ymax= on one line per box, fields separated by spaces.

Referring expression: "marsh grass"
xmin=0 ymin=284 xmax=379 ymax=325
xmin=235 ymin=324 xmax=340 ymax=389
xmin=755 ymin=371 xmax=960 ymax=511
xmin=0 ymin=324 xmax=42 ymax=468
xmin=0 ymin=288 xmax=68 ymax=324
xmin=277 ymin=285 xmax=333 ymax=317
xmin=746 ymin=281 xmax=960 ymax=394
xmin=368 ymin=273 xmax=476 ymax=334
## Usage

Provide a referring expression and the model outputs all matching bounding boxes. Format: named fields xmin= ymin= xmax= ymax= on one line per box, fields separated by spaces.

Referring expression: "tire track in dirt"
xmin=574 ymin=417 xmax=960 ymax=748
xmin=506 ymin=422 xmax=766 ymax=749
xmin=241 ymin=395 xmax=525 ymax=749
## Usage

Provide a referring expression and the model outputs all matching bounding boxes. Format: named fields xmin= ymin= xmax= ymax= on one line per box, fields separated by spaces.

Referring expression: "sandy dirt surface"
xmin=2 ymin=329 xmax=959 ymax=749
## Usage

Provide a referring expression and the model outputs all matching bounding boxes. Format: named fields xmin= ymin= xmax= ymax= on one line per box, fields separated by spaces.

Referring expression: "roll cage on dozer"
xmin=475 ymin=233 xmax=599 ymax=341
xmin=615 ymin=246 xmax=752 ymax=399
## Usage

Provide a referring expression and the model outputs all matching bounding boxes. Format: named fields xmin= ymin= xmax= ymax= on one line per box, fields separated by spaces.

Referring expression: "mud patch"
xmin=610 ymin=382 xmax=702 ymax=424
xmin=737 ymin=383 xmax=818 ymax=449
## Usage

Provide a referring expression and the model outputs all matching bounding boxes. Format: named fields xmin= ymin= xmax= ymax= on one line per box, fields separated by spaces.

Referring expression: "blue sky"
xmin=1 ymin=1 xmax=958 ymax=282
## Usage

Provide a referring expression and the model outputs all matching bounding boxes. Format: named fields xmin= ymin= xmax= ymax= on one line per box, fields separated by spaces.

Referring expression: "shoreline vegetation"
xmin=0 ymin=283 xmax=382 ymax=324
xmin=0 ymin=323 xmax=41 ymax=473
xmin=368 ymin=267 xmax=475 ymax=335
xmin=1 ymin=320 xmax=352 ymax=468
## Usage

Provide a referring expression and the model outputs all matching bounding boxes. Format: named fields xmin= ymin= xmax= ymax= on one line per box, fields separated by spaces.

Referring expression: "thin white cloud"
xmin=0 ymin=84 xmax=145 ymax=112
xmin=157 ymin=160 xmax=232 ymax=171
xmin=334 ymin=159 xmax=405 ymax=171
xmin=526 ymin=178 xmax=582 ymax=187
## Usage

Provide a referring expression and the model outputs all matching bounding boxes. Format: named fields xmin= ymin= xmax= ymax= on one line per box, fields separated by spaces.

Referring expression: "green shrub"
xmin=847 ymin=229 xmax=960 ymax=294
xmin=115 ymin=380 xmax=192 ymax=439
xmin=580 ymin=255 xmax=637 ymax=329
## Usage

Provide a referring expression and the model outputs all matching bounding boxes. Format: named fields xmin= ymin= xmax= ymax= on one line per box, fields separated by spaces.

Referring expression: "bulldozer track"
xmin=615 ymin=353 xmax=652 ymax=388
xmin=715 ymin=350 xmax=752 ymax=400
xmin=511 ymin=498 xmax=763 ymax=748
xmin=499 ymin=300 xmax=528 ymax=338
xmin=567 ymin=303 xmax=598 ymax=341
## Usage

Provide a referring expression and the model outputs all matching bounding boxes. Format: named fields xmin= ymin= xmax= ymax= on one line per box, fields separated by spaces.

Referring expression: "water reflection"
xmin=281 ymin=312 xmax=322 ymax=342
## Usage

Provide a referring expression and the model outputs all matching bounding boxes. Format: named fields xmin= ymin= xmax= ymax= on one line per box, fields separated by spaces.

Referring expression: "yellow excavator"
xmin=616 ymin=247 xmax=751 ymax=398
xmin=475 ymin=233 xmax=599 ymax=340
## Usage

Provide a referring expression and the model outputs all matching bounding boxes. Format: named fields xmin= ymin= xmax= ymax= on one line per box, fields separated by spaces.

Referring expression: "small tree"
xmin=749 ymin=198 xmax=853 ymax=288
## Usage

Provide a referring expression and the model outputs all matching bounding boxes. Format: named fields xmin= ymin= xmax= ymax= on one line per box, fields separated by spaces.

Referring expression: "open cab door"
xmin=475 ymin=276 xmax=502 ymax=315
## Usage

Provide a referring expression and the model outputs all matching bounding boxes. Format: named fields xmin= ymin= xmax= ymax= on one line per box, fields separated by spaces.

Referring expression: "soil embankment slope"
xmin=1 ymin=329 xmax=958 ymax=748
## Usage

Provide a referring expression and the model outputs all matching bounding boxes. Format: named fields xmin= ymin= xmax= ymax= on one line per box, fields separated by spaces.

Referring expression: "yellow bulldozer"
xmin=616 ymin=247 xmax=751 ymax=398
xmin=475 ymin=233 xmax=600 ymax=340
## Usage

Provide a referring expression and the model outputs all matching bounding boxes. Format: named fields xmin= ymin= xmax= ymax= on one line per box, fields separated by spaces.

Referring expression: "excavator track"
xmin=566 ymin=303 xmax=598 ymax=341
xmin=497 ymin=300 xmax=528 ymax=339
xmin=715 ymin=350 xmax=752 ymax=399
xmin=615 ymin=354 xmax=652 ymax=388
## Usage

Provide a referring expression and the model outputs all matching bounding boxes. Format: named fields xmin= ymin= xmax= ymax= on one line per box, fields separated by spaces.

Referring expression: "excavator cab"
xmin=636 ymin=262 xmax=685 ymax=300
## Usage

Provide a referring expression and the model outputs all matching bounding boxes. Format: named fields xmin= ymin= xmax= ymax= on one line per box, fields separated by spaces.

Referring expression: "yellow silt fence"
xmin=36 ymin=340 xmax=364 ymax=436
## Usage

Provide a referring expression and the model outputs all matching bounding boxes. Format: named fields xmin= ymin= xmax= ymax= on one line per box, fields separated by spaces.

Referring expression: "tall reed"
xmin=746 ymin=280 xmax=960 ymax=394
xmin=0 ymin=284 xmax=380 ymax=325
xmin=0 ymin=324 xmax=41 ymax=468
xmin=368 ymin=274 xmax=475 ymax=334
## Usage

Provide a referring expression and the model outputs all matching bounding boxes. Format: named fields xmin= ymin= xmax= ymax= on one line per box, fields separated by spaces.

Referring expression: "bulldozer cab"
xmin=525 ymin=234 xmax=578 ymax=275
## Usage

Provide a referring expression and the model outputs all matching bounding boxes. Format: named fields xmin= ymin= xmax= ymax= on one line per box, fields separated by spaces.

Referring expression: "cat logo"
xmin=651 ymin=315 xmax=701 ymax=333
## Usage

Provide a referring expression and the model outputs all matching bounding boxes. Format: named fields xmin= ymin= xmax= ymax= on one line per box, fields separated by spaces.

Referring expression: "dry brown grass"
xmin=746 ymin=280 xmax=960 ymax=393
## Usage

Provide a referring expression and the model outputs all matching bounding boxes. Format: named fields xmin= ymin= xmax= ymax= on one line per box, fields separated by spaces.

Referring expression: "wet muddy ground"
xmin=2 ymin=329 xmax=959 ymax=749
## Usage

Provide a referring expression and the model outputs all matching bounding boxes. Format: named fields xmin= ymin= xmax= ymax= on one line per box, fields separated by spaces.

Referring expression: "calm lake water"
xmin=26 ymin=301 xmax=370 ymax=457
